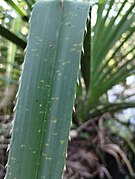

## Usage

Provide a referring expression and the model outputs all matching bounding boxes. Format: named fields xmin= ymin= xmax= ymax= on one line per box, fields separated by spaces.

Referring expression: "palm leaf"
xmin=89 ymin=102 xmax=135 ymax=118
xmin=4 ymin=0 xmax=28 ymax=21
xmin=88 ymin=0 xmax=135 ymax=104
xmin=4 ymin=18 xmax=22 ymax=113
xmin=0 ymin=25 xmax=26 ymax=49
xmin=5 ymin=1 xmax=90 ymax=178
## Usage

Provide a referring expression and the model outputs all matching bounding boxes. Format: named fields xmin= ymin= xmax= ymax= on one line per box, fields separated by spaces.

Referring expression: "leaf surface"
xmin=5 ymin=1 xmax=90 ymax=179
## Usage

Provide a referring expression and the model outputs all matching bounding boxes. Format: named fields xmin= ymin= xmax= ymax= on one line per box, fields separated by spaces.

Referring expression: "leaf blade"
xmin=5 ymin=1 xmax=90 ymax=179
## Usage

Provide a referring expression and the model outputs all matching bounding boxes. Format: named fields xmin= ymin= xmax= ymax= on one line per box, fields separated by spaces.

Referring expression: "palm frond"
xmin=88 ymin=0 xmax=135 ymax=104
xmin=4 ymin=0 xmax=28 ymax=21
xmin=0 ymin=25 xmax=26 ymax=49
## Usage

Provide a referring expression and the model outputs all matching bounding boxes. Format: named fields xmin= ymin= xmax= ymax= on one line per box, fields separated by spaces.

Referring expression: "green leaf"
xmin=0 ymin=25 xmax=26 ymax=49
xmin=4 ymin=18 xmax=22 ymax=114
xmin=88 ymin=0 xmax=135 ymax=104
xmin=4 ymin=0 xmax=29 ymax=21
xmin=81 ymin=13 xmax=91 ymax=91
xmin=89 ymin=102 xmax=135 ymax=118
xmin=5 ymin=1 xmax=90 ymax=179
xmin=25 ymin=0 xmax=34 ymax=8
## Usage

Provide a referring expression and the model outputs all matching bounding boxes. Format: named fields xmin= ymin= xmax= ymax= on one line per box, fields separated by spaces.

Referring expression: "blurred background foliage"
xmin=0 ymin=0 xmax=135 ymax=178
